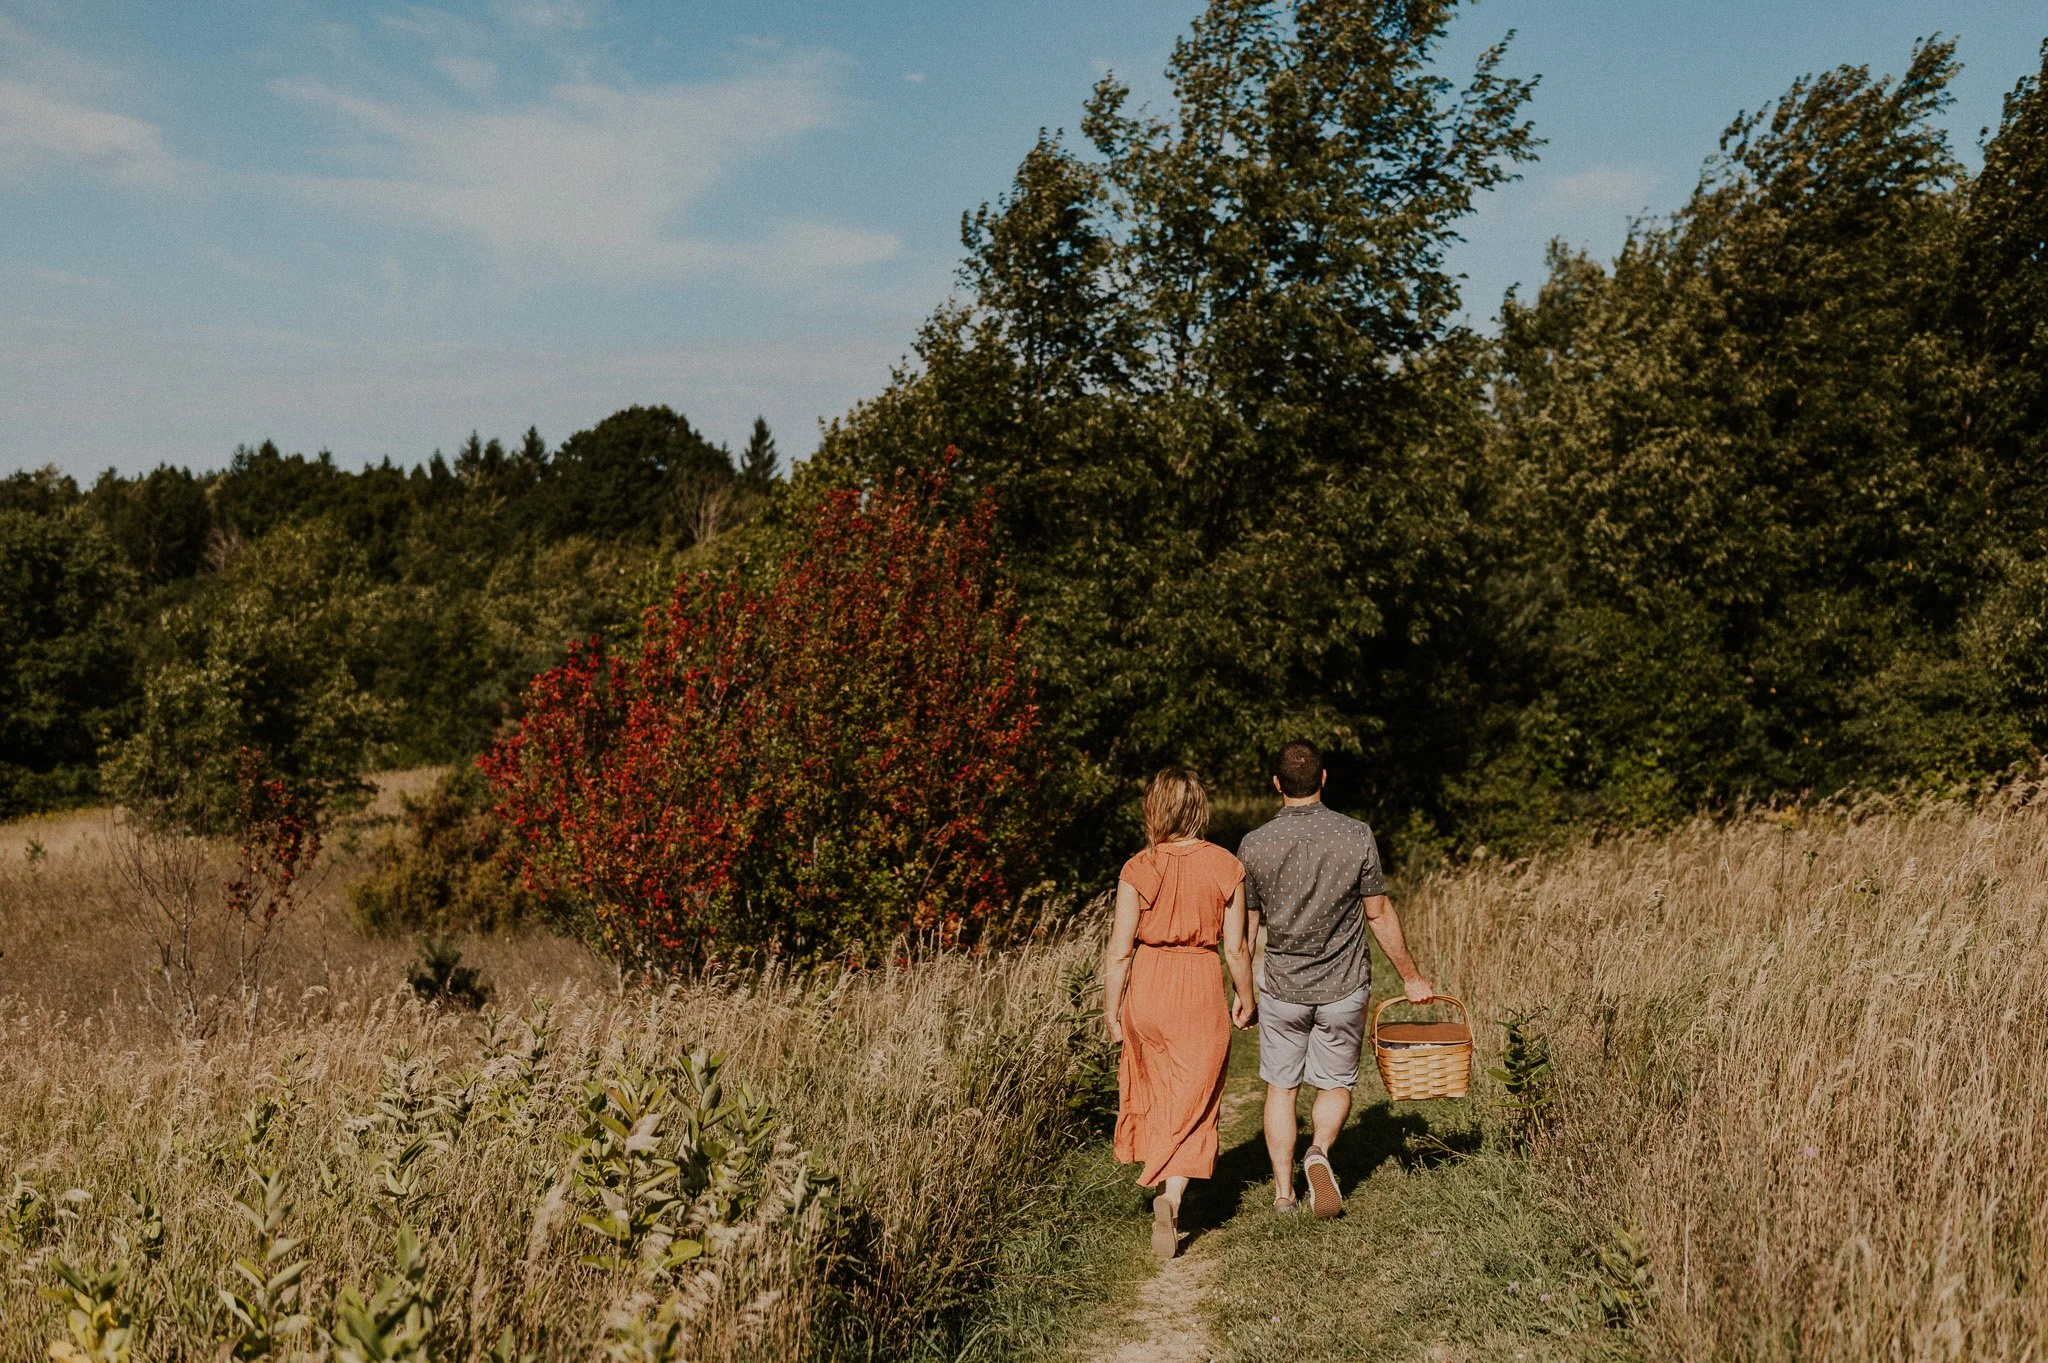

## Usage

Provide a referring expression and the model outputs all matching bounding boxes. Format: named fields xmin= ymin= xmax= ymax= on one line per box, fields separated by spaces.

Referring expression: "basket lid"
xmin=1377 ymin=1020 xmax=1471 ymax=1046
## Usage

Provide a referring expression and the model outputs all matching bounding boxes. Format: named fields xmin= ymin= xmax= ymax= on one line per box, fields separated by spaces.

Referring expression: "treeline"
xmin=813 ymin=10 xmax=2048 ymax=857
xmin=1 ymin=407 xmax=780 ymax=820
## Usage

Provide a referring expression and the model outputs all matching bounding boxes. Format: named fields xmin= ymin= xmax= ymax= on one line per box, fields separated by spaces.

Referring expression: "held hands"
xmin=1230 ymin=993 xmax=1258 ymax=1030
xmin=1403 ymin=976 xmax=1436 ymax=1004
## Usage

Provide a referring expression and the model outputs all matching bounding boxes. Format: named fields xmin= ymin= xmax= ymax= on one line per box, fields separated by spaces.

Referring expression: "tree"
xmin=0 ymin=503 xmax=137 ymax=814
xmin=738 ymin=418 xmax=778 ymax=491
xmin=542 ymin=405 xmax=733 ymax=544
xmin=1476 ymin=40 xmax=2001 ymax=832
xmin=481 ymin=466 xmax=1051 ymax=965
xmin=808 ymin=0 xmax=1538 ymax=842
xmin=89 ymin=465 xmax=213 ymax=587
xmin=103 ymin=522 xmax=389 ymax=833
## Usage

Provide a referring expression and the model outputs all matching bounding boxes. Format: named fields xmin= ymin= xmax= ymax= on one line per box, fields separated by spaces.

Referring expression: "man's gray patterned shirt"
xmin=1237 ymin=801 xmax=1387 ymax=1005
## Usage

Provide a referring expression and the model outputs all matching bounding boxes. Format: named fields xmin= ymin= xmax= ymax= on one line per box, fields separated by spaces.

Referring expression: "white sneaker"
xmin=1303 ymin=1147 xmax=1342 ymax=1219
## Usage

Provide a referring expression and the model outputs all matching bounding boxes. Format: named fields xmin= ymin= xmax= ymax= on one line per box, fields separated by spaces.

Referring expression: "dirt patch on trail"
xmin=1082 ymin=1078 xmax=1265 ymax=1362
xmin=1093 ymin=1250 xmax=1220 ymax=1363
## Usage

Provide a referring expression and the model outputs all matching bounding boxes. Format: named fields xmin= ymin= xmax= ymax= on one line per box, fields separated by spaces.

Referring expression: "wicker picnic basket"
xmin=1371 ymin=994 xmax=1473 ymax=1101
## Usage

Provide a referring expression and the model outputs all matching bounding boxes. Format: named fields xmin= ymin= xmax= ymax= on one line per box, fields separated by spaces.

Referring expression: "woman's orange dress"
xmin=1114 ymin=840 xmax=1242 ymax=1187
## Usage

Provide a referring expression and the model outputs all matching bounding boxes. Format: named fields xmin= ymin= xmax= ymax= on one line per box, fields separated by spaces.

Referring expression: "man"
xmin=1237 ymin=740 xmax=1434 ymax=1218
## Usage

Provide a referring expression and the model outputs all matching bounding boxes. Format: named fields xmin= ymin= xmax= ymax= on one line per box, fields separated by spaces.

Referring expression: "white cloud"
xmin=0 ymin=20 xmax=177 ymax=185
xmin=272 ymin=54 xmax=898 ymax=280
xmin=1540 ymin=163 xmax=1658 ymax=214
xmin=902 ymin=71 xmax=926 ymax=84
xmin=0 ymin=80 xmax=171 ymax=180
xmin=493 ymin=0 xmax=601 ymax=32
xmin=435 ymin=55 xmax=498 ymax=97
xmin=22 ymin=263 xmax=114 ymax=289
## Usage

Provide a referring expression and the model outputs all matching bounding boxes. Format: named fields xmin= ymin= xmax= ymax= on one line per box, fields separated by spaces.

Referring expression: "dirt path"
xmin=1074 ymin=1070 xmax=1266 ymax=1362
xmin=1092 ymin=1252 xmax=1220 ymax=1363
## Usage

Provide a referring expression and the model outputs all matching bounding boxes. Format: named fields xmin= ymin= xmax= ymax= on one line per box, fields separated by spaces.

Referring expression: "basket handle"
xmin=1372 ymin=992 xmax=1467 ymax=1038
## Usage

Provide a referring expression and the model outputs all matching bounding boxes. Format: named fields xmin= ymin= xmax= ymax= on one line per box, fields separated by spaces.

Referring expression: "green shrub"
xmin=351 ymin=762 xmax=562 ymax=936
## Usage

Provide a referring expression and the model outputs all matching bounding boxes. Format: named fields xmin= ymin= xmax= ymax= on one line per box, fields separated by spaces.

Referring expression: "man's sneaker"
xmin=1303 ymin=1147 xmax=1343 ymax=1220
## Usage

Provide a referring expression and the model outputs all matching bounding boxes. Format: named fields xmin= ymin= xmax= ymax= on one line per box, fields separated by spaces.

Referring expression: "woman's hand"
xmin=1105 ymin=1012 xmax=1124 ymax=1046
xmin=1230 ymin=992 xmax=1257 ymax=1030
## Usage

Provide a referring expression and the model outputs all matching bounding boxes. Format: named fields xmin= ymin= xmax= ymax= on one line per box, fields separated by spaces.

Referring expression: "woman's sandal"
xmin=1151 ymin=1196 xmax=1179 ymax=1259
xmin=1273 ymin=1196 xmax=1300 ymax=1216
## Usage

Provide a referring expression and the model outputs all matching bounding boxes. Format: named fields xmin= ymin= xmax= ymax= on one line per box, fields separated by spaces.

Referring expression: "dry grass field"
xmin=0 ymin=777 xmax=1110 ymax=1361
xmin=1398 ymin=792 xmax=2048 ymax=1361
xmin=4 ymin=777 xmax=2046 ymax=1361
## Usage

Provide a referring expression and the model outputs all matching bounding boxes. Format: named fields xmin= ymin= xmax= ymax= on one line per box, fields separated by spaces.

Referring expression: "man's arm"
xmin=1362 ymin=894 xmax=1434 ymax=1002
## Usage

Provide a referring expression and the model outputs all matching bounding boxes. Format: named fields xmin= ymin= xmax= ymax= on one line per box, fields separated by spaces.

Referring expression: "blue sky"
xmin=3 ymin=1 xmax=2043 ymax=479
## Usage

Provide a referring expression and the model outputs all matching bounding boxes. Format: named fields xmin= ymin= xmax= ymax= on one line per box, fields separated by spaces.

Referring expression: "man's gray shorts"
xmin=1257 ymin=977 xmax=1370 ymax=1091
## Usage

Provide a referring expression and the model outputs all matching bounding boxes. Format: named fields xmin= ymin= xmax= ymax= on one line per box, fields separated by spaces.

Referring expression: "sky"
xmin=3 ymin=1 xmax=2043 ymax=480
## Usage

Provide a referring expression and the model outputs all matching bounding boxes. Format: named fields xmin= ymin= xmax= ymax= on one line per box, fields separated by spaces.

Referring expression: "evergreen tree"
xmin=739 ymin=417 xmax=779 ymax=490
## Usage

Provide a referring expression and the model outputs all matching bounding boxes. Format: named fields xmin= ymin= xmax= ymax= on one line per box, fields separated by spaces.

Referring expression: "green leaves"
xmin=100 ymin=520 xmax=389 ymax=836
xmin=42 ymin=1256 xmax=135 ymax=1363
xmin=1487 ymin=1008 xmax=1555 ymax=1151
xmin=565 ymin=1050 xmax=831 ymax=1281
xmin=216 ymin=1164 xmax=311 ymax=1361
xmin=814 ymin=0 xmax=1538 ymax=833
xmin=327 ymin=1228 xmax=438 ymax=1363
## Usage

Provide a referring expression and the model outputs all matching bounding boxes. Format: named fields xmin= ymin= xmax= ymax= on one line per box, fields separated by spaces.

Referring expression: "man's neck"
xmin=1280 ymin=794 xmax=1323 ymax=809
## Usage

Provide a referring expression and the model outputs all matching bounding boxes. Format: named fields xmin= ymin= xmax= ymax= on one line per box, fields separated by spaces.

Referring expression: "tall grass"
xmin=1410 ymin=794 xmax=2048 ymax=1360
xmin=0 ymin=796 xmax=1110 ymax=1360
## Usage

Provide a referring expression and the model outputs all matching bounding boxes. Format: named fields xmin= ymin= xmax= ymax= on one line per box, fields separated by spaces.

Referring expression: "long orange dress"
xmin=1113 ymin=840 xmax=1242 ymax=1186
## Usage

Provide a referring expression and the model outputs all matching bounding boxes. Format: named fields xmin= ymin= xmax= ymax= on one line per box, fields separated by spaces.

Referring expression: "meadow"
xmin=0 ymin=780 xmax=1116 ymax=1362
xmin=2 ymin=780 xmax=2045 ymax=1361
xmin=1381 ymin=788 xmax=2048 ymax=1361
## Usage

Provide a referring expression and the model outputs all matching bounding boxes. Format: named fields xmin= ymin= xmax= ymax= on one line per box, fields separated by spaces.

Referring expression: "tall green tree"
xmin=103 ymin=523 xmax=390 ymax=832
xmin=739 ymin=417 xmax=779 ymax=491
xmin=1476 ymin=40 xmax=2017 ymax=836
xmin=809 ymin=0 xmax=1537 ymax=836
xmin=0 ymin=502 xmax=137 ymax=814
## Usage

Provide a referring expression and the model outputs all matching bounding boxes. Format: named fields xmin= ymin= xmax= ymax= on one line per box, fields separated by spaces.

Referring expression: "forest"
xmin=5 ymin=12 xmax=2048 ymax=875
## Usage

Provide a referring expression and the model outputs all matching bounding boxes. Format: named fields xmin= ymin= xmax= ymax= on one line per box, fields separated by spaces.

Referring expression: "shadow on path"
xmin=1176 ymin=1097 xmax=1481 ymax=1249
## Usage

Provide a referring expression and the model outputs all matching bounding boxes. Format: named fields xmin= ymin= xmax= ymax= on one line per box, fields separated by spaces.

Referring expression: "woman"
xmin=1104 ymin=767 xmax=1257 ymax=1258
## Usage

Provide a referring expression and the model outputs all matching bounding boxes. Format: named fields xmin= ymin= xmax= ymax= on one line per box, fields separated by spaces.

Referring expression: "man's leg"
xmin=1264 ymin=1083 xmax=1301 ymax=1204
xmin=1308 ymin=1084 xmax=1352 ymax=1154
xmin=1256 ymin=989 xmax=1315 ymax=1209
xmin=1300 ymin=985 xmax=1369 ymax=1219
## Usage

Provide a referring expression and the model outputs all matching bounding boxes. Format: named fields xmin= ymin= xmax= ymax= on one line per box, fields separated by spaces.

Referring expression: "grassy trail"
xmin=1055 ymin=995 xmax=1639 ymax=1363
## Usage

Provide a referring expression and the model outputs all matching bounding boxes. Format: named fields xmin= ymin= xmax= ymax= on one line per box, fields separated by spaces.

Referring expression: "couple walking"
xmin=1103 ymin=740 xmax=1435 ymax=1257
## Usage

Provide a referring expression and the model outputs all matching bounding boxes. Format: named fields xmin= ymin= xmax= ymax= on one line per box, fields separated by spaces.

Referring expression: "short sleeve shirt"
xmin=1118 ymin=841 xmax=1243 ymax=949
xmin=1236 ymin=802 xmax=1387 ymax=1005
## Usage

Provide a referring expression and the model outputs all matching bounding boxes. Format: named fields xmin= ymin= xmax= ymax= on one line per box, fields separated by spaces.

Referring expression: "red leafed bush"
xmin=479 ymin=466 xmax=1050 ymax=964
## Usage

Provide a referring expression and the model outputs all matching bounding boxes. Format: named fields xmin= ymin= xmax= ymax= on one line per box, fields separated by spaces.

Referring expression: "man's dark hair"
xmin=1274 ymin=740 xmax=1324 ymax=798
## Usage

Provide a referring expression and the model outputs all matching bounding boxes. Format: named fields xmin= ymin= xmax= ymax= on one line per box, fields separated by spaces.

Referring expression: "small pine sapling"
xmin=407 ymin=935 xmax=490 ymax=1010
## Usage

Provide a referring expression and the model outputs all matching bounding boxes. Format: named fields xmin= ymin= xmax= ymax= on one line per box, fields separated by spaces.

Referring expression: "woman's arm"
xmin=1222 ymin=882 xmax=1257 ymax=1028
xmin=1102 ymin=879 xmax=1142 ymax=1044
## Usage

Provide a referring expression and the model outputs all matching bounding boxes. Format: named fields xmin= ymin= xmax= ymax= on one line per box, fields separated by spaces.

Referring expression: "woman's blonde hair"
xmin=1142 ymin=767 xmax=1210 ymax=846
